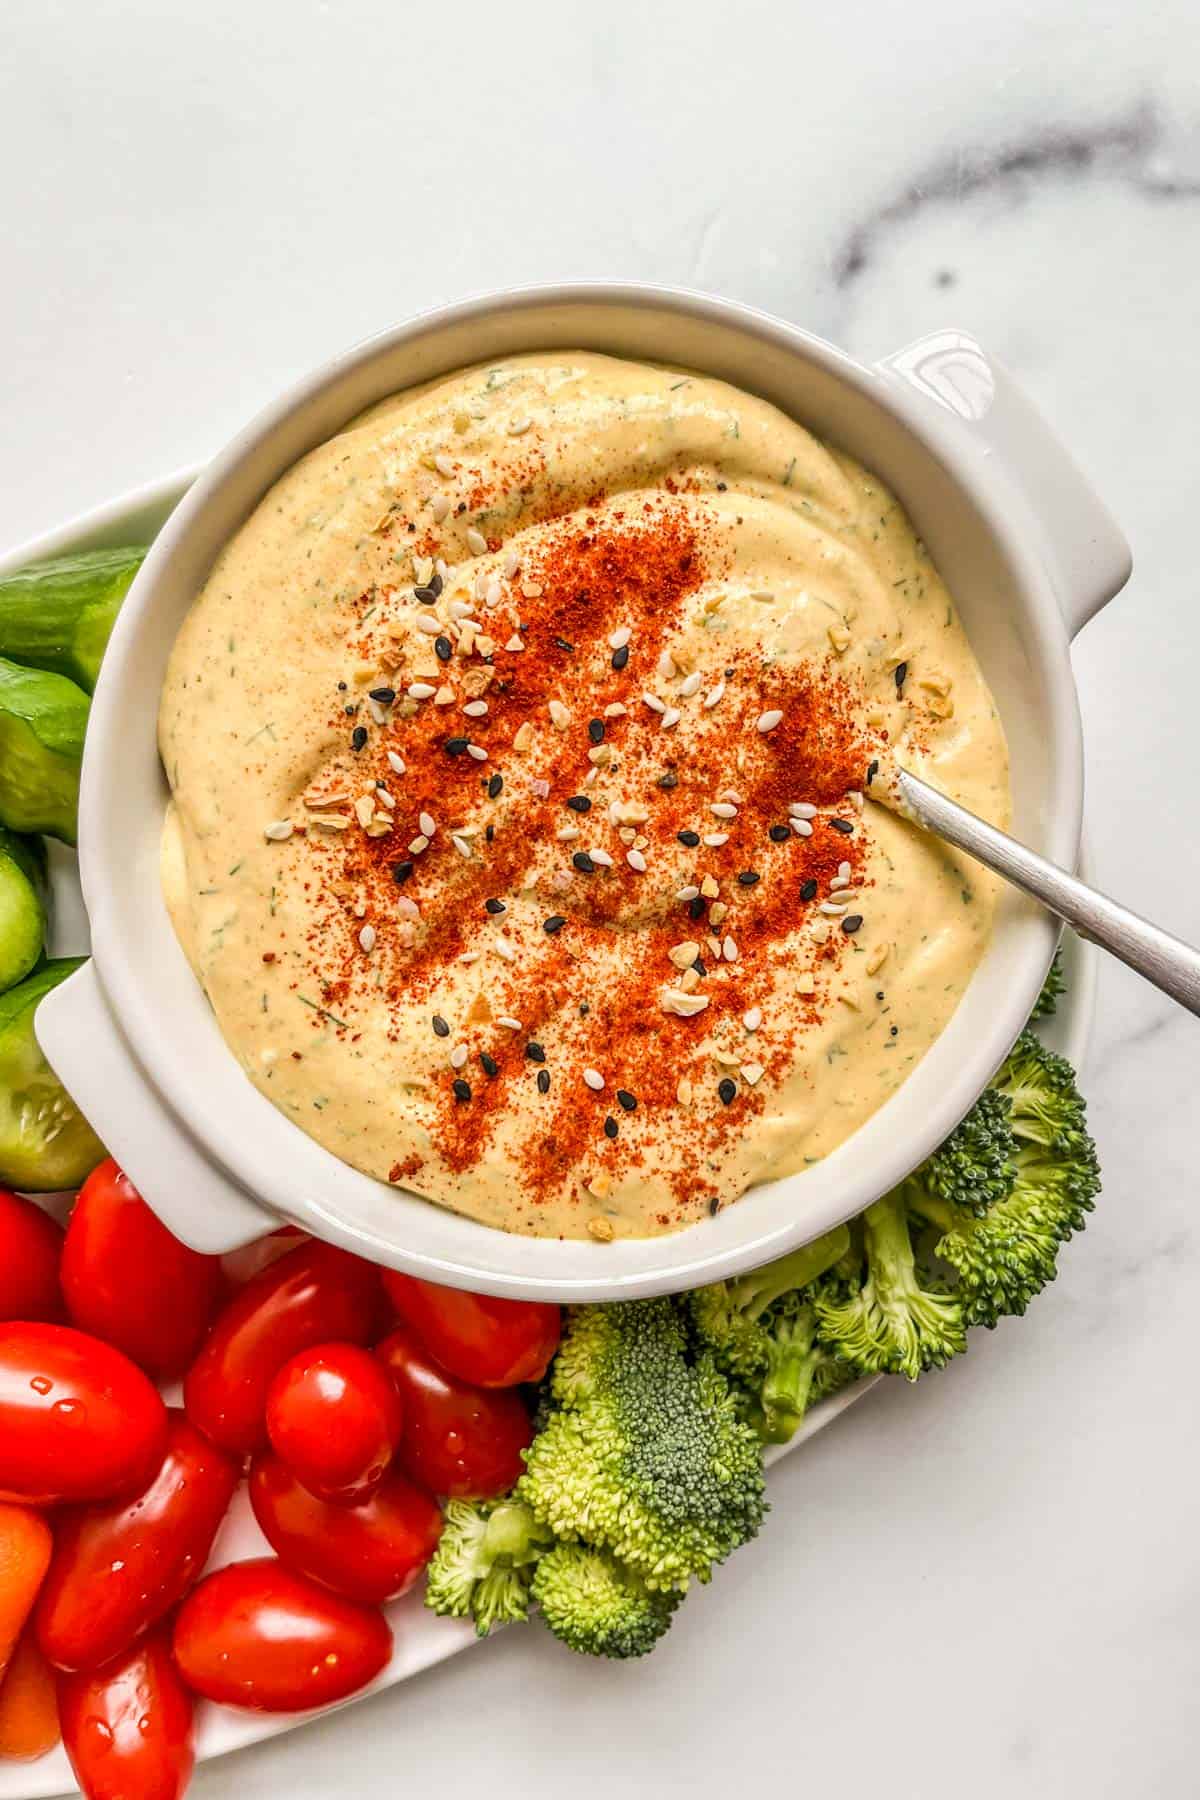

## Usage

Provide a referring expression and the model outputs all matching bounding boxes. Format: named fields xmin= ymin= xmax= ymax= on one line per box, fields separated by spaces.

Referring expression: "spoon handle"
xmin=896 ymin=769 xmax=1200 ymax=1018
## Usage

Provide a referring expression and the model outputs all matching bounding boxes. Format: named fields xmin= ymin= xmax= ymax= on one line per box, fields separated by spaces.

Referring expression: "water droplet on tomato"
xmin=53 ymin=1398 xmax=85 ymax=1424
xmin=29 ymin=1375 xmax=52 ymax=1395
xmin=84 ymin=1716 xmax=114 ymax=1749
xmin=443 ymin=1430 xmax=464 ymax=1455
xmin=324 ymin=1653 xmax=339 ymax=1667
xmin=137 ymin=1715 xmax=153 ymax=1736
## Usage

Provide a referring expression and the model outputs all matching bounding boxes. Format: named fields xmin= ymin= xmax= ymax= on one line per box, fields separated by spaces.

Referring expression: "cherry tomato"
xmin=0 ymin=1324 xmax=167 ymax=1505
xmin=58 ymin=1631 xmax=194 ymax=1800
xmin=249 ymin=1451 xmax=441 ymax=1605
xmin=380 ymin=1271 xmax=559 ymax=1387
xmin=173 ymin=1558 xmax=391 ymax=1712
xmin=61 ymin=1160 xmax=222 ymax=1381
xmin=375 ymin=1324 xmax=532 ymax=1499
xmin=266 ymin=1341 xmax=403 ymax=1505
xmin=183 ymin=1241 xmax=382 ymax=1457
xmin=36 ymin=1410 xmax=239 ymax=1673
xmin=0 ymin=1191 xmax=62 ymax=1323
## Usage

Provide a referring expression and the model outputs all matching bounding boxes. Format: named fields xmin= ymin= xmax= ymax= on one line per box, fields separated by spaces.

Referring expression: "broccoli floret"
xmin=1031 ymin=950 xmax=1066 ymax=1020
xmin=518 ymin=1299 xmax=766 ymax=1593
xmin=531 ymin=1544 xmax=679 ymax=1658
xmin=813 ymin=1191 xmax=967 ymax=1381
xmin=424 ymin=1498 xmax=551 ymax=1637
xmin=920 ymin=1088 xmax=1016 ymax=1215
xmin=994 ymin=1028 xmax=1091 ymax=1157
xmin=688 ymin=1226 xmax=851 ymax=1442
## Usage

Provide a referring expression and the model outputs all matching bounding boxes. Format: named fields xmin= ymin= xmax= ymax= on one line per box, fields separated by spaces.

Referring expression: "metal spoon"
xmin=891 ymin=767 xmax=1200 ymax=1017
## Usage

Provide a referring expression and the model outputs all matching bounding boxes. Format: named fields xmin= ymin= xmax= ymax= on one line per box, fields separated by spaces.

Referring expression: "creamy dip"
xmin=159 ymin=352 xmax=1009 ymax=1240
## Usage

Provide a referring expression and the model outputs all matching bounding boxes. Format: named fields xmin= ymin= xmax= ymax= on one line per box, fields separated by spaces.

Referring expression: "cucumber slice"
xmin=0 ymin=958 xmax=104 ymax=1190
xmin=0 ymin=827 xmax=45 ymax=993
xmin=0 ymin=658 xmax=89 ymax=844
xmin=0 ymin=546 xmax=144 ymax=692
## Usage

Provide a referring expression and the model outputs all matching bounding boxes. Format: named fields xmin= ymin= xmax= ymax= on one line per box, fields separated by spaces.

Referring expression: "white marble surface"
xmin=4 ymin=3 xmax=1200 ymax=1795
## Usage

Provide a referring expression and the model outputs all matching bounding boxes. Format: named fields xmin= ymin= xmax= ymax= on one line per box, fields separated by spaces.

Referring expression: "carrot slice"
xmin=0 ymin=1504 xmax=52 ymax=1681
xmin=0 ymin=1627 xmax=59 ymax=1760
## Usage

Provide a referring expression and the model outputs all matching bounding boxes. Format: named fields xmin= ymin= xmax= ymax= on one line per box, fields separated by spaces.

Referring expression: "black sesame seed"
xmin=890 ymin=1025 xmax=899 ymax=1037
xmin=566 ymin=795 xmax=592 ymax=813
xmin=875 ymin=990 xmax=885 ymax=1001
xmin=525 ymin=1042 xmax=546 ymax=1063
xmin=537 ymin=1069 xmax=551 ymax=1094
xmin=431 ymin=1015 xmax=450 ymax=1037
xmin=452 ymin=1078 xmax=472 ymax=1102
xmin=688 ymin=895 xmax=705 ymax=920
xmin=800 ymin=879 xmax=818 ymax=901
xmin=718 ymin=1077 xmax=737 ymax=1106
xmin=337 ymin=681 xmax=347 ymax=692
xmin=554 ymin=636 xmax=575 ymax=653
xmin=487 ymin=773 xmax=503 ymax=798
xmin=484 ymin=898 xmax=506 ymax=915
xmin=677 ymin=829 xmax=701 ymax=847
xmin=543 ymin=915 xmax=567 ymax=935
xmin=616 ymin=1089 xmax=637 ymax=1112
xmin=480 ymin=1052 xmax=499 ymax=1078
xmin=344 ymin=704 xmax=355 ymax=716
xmin=769 ymin=824 xmax=791 ymax=843
xmin=414 ymin=585 xmax=438 ymax=604
xmin=351 ymin=726 xmax=368 ymax=752
xmin=841 ymin=914 xmax=864 ymax=934
xmin=444 ymin=737 xmax=469 ymax=756
xmin=435 ymin=636 xmax=452 ymax=662
xmin=604 ymin=1116 xmax=618 ymax=1140
xmin=708 ymin=1195 xmax=722 ymax=1215
xmin=392 ymin=860 xmax=414 ymax=885
xmin=612 ymin=644 xmax=630 ymax=671
xmin=579 ymin=1001 xmax=590 ymax=1016
xmin=572 ymin=851 xmax=596 ymax=874
xmin=369 ymin=686 xmax=395 ymax=705
xmin=588 ymin=718 xmax=605 ymax=745
xmin=894 ymin=661 xmax=908 ymax=689
xmin=829 ymin=818 xmax=854 ymax=835
xmin=716 ymin=481 xmax=728 ymax=492
xmin=737 ymin=870 xmax=761 ymax=887
xmin=656 ymin=770 xmax=679 ymax=790
xmin=485 ymin=824 xmax=494 ymax=842
xmin=866 ymin=759 xmax=879 ymax=786
xmin=691 ymin=956 xmax=706 ymax=977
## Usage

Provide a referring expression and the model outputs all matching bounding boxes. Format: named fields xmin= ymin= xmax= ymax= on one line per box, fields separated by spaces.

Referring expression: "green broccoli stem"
xmin=759 ymin=1305 xmax=820 ymax=1443
xmin=904 ymin=1183 xmax=955 ymax=1234
xmin=727 ymin=1224 xmax=851 ymax=1321
xmin=481 ymin=1499 xmax=550 ymax=1568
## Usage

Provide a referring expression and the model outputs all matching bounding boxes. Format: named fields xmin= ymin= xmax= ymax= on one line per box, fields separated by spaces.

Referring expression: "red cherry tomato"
xmin=173 ymin=1558 xmax=391 ymax=1712
xmin=183 ymin=1241 xmax=381 ymax=1457
xmin=58 ymin=1630 xmax=194 ymax=1800
xmin=266 ymin=1342 xmax=403 ymax=1505
xmin=61 ymin=1161 xmax=223 ymax=1380
xmin=0 ymin=1324 xmax=167 ymax=1506
xmin=380 ymin=1271 xmax=559 ymax=1387
xmin=36 ymin=1410 xmax=239 ymax=1673
xmin=375 ymin=1324 xmax=532 ymax=1499
xmin=248 ymin=1451 xmax=441 ymax=1605
xmin=0 ymin=1191 xmax=62 ymax=1323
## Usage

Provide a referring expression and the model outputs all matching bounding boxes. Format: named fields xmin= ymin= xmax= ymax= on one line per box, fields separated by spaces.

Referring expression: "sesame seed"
xmin=820 ymin=901 xmax=847 ymax=915
xmin=611 ymin=644 xmax=630 ymax=671
xmin=408 ymin=682 xmax=436 ymax=700
xmin=430 ymin=494 xmax=452 ymax=524
xmin=395 ymin=896 xmax=419 ymax=919
xmin=463 ymin=699 xmax=489 ymax=718
xmin=487 ymin=773 xmax=503 ymax=798
xmin=737 ymin=870 xmax=761 ymax=887
xmin=492 ymin=936 xmax=516 ymax=962
xmin=543 ymin=915 xmax=567 ymax=934
xmin=657 ymin=770 xmax=679 ymax=789
xmin=756 ymin=709 xmax=783 ymax=734
xmin=480 ymin=1052 xmax=499 ymax=1077
xmin=409 ymin=835 xmax=430 ymax=855
xmin=722 ymin=935 xmax=739 ymax=962
xmin=263 ymin=819 xmax=293 ymax=841
xmin=566 ymin=795 xmax=592 ymax=813
xmin=842 ymin=914 xmax=864 ymax=934
xmin=537 ymin=1069 xmax=551 ymax=1093
xmin=431 ymin=1015 xmax=450 ymax=1037
xmin=791 ymin=818 xmax=814 ymax=838
xmin=557 ymin=826 xmax=580 ymax=843
xmin=866 ymin=759 xmax=880 ymax=786
xmin=616 ymin=1089 xmax=637 ymax=1112
xmin=444 ymin=737 xmax=469 ymax=756
xmin=800 ymin=879 xmax=818 ymax=902
xmin=486 ymin=577 xmax=503 ymax=608
xmin=627 ymin=848 xmax=647 ymax=872
xmin=466 ymin=744 xmax=488 ymax=762
xmin=642 ymin=692 xmax=666 ymax=714
xmin=485 ymin=898 xmax=506 ymax=915
xmin=572 ymin=851 xmax=595 ymax=874
xmin=703 ymin=680 xmax=726 ymax=709
xmin=452 ymin=1077 xmax=472 ymax=1102
xmin=657 ymin=648 xmax=676 ymax=681
xmin=466 ymin=526 xmax=488 ymax=556
xmin=718 ymin=1077 xmax=737 ymax=1105
xmin=588 ymin=848 xmax=613 ymax=869
xmin=702 ymin=833 xmax=729 ymax=848
xmin=435 ymin=452 xmax=455 ymax=477
xmin=392 ymin=860 xmax=414 ymax=885
xmin=583 ymin=1067 xmax=605 ymax=1092
xmin=415 ymin=615 xmax=441 ymax=636
xmin=679 ymin=671 xmax=703 ymax=697
xmin=838 ymin=860 xmax=852 ymax=881
xmin=449 ymin=1043 xmax=469 ymax=1069
xmin=497 ymin=1015 xmax=522 ymax=1031
xmin=830 ymin=873 xmax=850 ymax=891
xmin=504 ymin=550 xmax=521 ymax=576
xmin=789 ymin=802 xmax=817 ymax=819
xmin=358 ymin=924 xmax=376 ymax=953
xmin=588 ymin=718 xmax=605 ymax=745
xmin=894 ymin=661 xmax=908 ymax=689
xmin=387 ymin=750 xmax=406 ymax=776
xmin=743 ymin=1007 xmax=762 ymax=1032
xmin=508 ymin=415 xmax=532 ymax=435
xmin=688 ymin=895 xmax=705 ymax=920
xmin=451 ymin=834 xmax=472 ymax=858
xmin=604 ymin=1116 xmax=618 ymax=1139
xmin=351 ymin=725 xmax=368 ymax=752
xmin=369 ymin=686 xmax=396 ymax=706
xmin=419 ymin=811 xmax=436 ymax=838
xmin=676 ymin=884 xmax=700 ymax=901
xmin=677 ymin=830 xmax=701 ymax=848
xmin=525 ymin=1041 xmax=546 ymax=1062
xmin=434 ymin=635 xmax=452 ymax=662
xmin=768 ymin=824 xmax=790 ymax=843
xmin=660 ymin=707 xmax=681 ymax=729
xmin=609 ymin=626 xmax=631 ymax=650
xmin=711 ymin=802 xmax=738 ymax=820
xmin=829 ymin=818 xmax=854 ymax=835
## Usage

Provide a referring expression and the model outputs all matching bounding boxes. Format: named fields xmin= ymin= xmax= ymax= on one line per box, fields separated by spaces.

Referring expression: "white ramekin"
xmin=33 ymin=285 xmax=1129 ymax=1299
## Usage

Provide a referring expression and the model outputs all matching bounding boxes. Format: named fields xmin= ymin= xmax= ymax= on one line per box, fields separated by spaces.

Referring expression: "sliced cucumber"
xmin=0 ymin=958 xmax=104 ymax=1190
xmin=0 ymin=658 xmax=89 ymax=844
xmin=0 ymin=546 xmax=144 ymax=692
xmin=0 ymin=827 xmax=45 ymax=994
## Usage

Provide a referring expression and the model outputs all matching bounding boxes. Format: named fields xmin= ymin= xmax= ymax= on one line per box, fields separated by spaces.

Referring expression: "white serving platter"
xmin=0 ymin=474 xmax=1097 ymax=1797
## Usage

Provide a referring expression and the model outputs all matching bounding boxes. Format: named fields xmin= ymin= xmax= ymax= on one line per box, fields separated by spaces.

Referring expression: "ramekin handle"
xmin=876 ymin=329 xmax=1131 ymax=640
xmin=35 ymin=959 xmax=275 ymax=1253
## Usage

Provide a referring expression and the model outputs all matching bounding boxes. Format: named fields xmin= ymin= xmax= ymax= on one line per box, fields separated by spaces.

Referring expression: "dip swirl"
xmin=159 ymin=352 xmax=1010 ymax=1239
